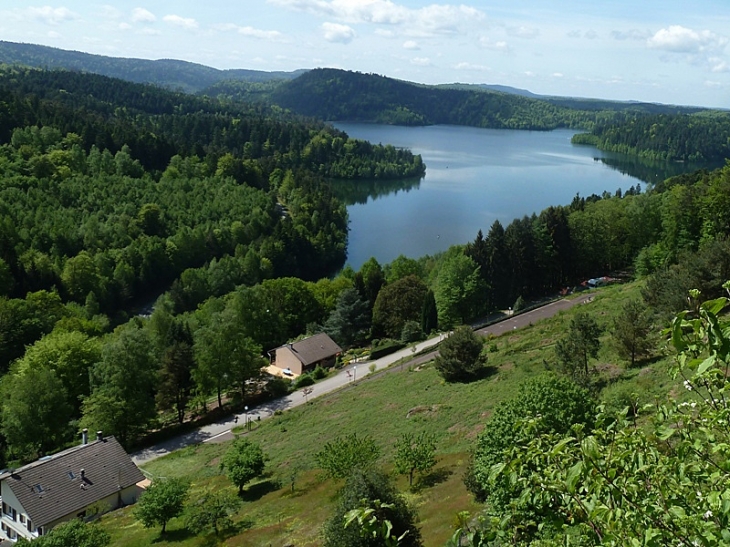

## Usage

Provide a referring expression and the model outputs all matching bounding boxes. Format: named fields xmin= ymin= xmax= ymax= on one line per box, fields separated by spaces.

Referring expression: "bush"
xmin=293 ymin=374 xmax=315 ymax=389
xmin=401 ymin=320 xmax=424 ymax=343
xmin=323 ymin=470 xmax=423 ymax=547
xmin=371 ymin=340 xmax=405 ymax=360
xmin=434 ymin=326 xmax=486 ymax=382
xmin=264 ymin=376 xmax=292 ymax=398
xmin=513 ymin=295 xmax=526 ymax=312
xmin=312 ymin=365 xmax=328 ymax=380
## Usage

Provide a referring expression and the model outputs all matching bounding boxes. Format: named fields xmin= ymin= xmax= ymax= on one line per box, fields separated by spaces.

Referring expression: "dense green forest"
xmin=572 ymin=111 xmax=730 ymax=162
xmin=0 ymin=67 xmax=426 ymax=464
xmin=0 ymin=40 xmax=305 ymax=93
xmin=265 ymin=69 xmax=612 ymax=130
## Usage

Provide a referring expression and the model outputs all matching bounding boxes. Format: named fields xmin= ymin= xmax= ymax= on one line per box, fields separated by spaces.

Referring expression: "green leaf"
xmin=566 ymin=461 xmax=582 ymax=494
xmin=656 ymin=426 xmax=675 ymax=441
xmin=697 ymin=355 xmax=717 ymax=375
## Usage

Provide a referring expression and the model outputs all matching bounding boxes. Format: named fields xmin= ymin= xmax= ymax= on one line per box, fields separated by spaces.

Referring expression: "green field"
xmin=100 ymin=281 xmax=681 ymax=546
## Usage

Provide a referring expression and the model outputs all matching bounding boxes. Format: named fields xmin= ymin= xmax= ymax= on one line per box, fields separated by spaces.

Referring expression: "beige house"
xmin=270 ymin=333 xmax=342 ymax=376
xmin=0 ymin=432 xmax=145 ymax=542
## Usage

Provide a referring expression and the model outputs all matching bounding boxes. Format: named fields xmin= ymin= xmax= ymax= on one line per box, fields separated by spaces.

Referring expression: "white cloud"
xmin=100 ymin=5 xmax=122 ymax=20
xmin=24 ymin=6 xmax=77 ymax=25
xmin=138 ymin=27 xmax=161 ymax=35
xmin=163 ymin=14 xmax=198 ymax=30
xmin=648 ymin=25 xmax=729 ymax=72
xmin=567 ymin=29 xmax=597 ymax=40
xmin=375 ymin=28 xmax=394 ymax=37
xmin=552 ymin=72 xmax=563 ymax=78
xmin=507 ymin=26 xmax=539 ymax=39
xmin=131 ymin=8 xmax=156 ymax=23
xmin=524 ymin=71 xmax=535 ymax=77
xmin=402 ymin=40 xmax=419 ymax=50
xmin=268 ymin=0 xmax=485 ymax=37
xmin=322 ymin=22 xmax=355 ymax=43
xmin=215 ymin=24 xmax=284 ymax=41
xmin=611 ymin=29 xmax=651 ymax=41
xmin=648 ymin=25 xmax=726 ymax=54
xmin=584 ymin=30 xmax=597 ymax=40
xmin=454 ymin=62 xmax=490 ymax=71
xmin=118 ymin=22 xmax=132 ymax=31
xmin=47 ymin=30 xmax=62 ymax=38
xmin=479 ymin=36 xmax=511 ymax=54
xmin=410 ymin=56 xmax=431 ymax=66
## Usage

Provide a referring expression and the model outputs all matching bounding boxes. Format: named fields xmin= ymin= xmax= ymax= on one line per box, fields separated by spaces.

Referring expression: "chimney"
xmin=81 ymin=429 xmax=88 ymax=445
xmin=96 ymin=431 xmax=103 ymax=441
xmin=80 ymin=468 xmax=85 ymax=479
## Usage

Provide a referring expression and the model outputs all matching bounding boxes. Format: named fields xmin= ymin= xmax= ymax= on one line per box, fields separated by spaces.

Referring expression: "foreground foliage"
xmin=468 ymin=288 xmax=730 ymax=545
xmin=323 ymin=470 xmax=423 ymax=547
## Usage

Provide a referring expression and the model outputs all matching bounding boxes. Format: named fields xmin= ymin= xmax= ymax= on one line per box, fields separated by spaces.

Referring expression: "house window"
xmin=26 ymin=519 xmax=32 ymax=532
xmin=33 ymin=484 xmax=44 ymax=493
xmin=20 ymin=514 xmax=25 ymax=524
xmin=12 ymin=508 xmax=17 ymax=521
xmin=68 ymin=471 xmax=76 ymax=480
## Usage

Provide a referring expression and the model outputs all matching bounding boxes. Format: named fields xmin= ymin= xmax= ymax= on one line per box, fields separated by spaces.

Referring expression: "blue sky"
xmin=1 ymin=1 xmax=728 ymax=108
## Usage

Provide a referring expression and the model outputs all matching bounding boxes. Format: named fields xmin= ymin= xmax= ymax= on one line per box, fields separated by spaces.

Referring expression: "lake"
xmin=333 ymin=123 xmax=710 ymax=270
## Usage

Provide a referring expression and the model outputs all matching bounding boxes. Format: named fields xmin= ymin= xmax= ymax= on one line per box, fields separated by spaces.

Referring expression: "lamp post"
xmin=353 ymin=365 xmax=357 ymax=382
xmin=244 ymin=405 xmax=249 ymax=431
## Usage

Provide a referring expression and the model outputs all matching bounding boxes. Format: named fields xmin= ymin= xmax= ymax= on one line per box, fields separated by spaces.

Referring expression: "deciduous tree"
xmin=133 ymin=478 xmax=190 ymax=534
xmin=394 ymin=432 xmax=437 ymax=487
xmin=221 ymin=438 xmax=266 ymax=494
xmin=315 ymin=433 xmax=381 ymax=479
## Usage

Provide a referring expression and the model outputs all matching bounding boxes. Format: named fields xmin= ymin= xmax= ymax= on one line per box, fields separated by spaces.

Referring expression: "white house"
xmin=0 ymin=432 xmax=145 ymax=542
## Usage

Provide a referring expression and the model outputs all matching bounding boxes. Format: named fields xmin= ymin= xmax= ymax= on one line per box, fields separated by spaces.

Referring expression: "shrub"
xmin=434 ymin=326 xmax=486 ymax=382
xmin=293 ymin=374 xmax=315 ymax=389
xmin=312 ymin=365 xmax=328 ymax=380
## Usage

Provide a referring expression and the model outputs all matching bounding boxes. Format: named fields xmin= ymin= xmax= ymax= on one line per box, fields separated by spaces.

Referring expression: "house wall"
xmin=0 ymin=481 xmax=143 ymax=541
xmin=45 ymin=484 xmax=142 ymax=531
xmin=274 ymin=347 xmax=303 ymax=375
xmin=0 ymin=480 xmax=34 ymax=541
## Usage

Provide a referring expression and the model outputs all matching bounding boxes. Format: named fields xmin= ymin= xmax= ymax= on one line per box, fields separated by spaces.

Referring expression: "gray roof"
xmin=0 ymin=436 xmax=144 ymax=527
xmin=277 ymin=333 xmax=342 ymax=367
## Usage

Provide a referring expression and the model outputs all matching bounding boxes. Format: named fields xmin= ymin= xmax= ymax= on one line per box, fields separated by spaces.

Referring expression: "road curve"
xmin=131 ymin=293 xmax=594 ymax=465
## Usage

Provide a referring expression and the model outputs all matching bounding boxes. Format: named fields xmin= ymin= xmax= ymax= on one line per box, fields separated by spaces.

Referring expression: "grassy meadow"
xmin=100 ymin=281 xmax=682 ymax=546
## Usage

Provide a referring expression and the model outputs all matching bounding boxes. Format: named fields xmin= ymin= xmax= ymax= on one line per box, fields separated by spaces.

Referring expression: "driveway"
xmin=131 ymin=293 xmax=594 ymax=465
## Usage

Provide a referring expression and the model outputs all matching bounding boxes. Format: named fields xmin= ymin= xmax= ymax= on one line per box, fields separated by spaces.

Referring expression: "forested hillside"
xmin=572 ymin=111 xmax=730 ymax=162
xmin=0 ymin=40 xmax=305 ymax=92
xmin=0 ymin=67 xmax=426 ymax=464
xmin=267 ymin=68 xmax=610 ymax=129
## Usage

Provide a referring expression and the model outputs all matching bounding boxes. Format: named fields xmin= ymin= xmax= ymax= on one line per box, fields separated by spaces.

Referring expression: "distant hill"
xmin=267 ymin=68 xmax=602 ymax=130
xmin=0 ymin=41 xmax=305 ymax=93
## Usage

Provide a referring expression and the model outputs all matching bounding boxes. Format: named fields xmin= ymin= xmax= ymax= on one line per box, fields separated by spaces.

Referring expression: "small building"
xmin=269 ymin=333 xmax=342 ymax=376
xmin=0 ymin=432 xmax=145 ymax=542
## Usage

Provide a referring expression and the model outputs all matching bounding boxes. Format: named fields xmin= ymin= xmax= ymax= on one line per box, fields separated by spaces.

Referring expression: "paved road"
xmin=131 ymin=293 xmax=594 ymax=465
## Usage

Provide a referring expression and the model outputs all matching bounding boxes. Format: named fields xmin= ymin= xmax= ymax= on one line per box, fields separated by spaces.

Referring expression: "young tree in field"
xmin=315 ymin=433 xmax=381 ymax=479
xmin=16 ymin=519 xmax=110 ymax=547
xmin=613 ymin=298 xmax=653 ymax=367
xmin=221 ymin=438 xmax=266 ymax=494
xmin=394 ymin=432 xmax=437 ymax=487
xmin=555 ymin=311 xmax=602 ymax=383
xmin=434 ymin=326 xmax=486 ymax=382
xmin=185 ymin=490 xmax=241 ymax=537
xmin=133 ymin=478 xmax=190 ymax=534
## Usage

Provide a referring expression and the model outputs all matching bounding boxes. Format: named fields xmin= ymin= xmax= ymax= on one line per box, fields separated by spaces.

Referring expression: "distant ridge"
xmin=0 ymin=41 xmax=306 ymax=93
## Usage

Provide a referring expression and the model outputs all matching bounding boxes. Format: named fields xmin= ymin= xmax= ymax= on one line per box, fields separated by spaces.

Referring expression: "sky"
xmin=0 ymin=1 xmax=729 ymax=108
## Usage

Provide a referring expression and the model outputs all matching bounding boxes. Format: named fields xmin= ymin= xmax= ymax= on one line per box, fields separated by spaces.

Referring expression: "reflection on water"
xmin=331 ymin=176 xmax=423 ymax=206
xmin=595 ymin=155 xmax=724 ymax=186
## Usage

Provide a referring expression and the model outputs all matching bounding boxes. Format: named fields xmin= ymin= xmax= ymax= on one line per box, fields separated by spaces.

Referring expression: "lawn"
xmin=100 ymin=281 xmax=681 ymax=546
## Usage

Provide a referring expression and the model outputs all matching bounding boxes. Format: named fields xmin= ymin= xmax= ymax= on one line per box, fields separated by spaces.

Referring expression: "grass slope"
xmin=101 ymin=281 xmax=681 ymax=546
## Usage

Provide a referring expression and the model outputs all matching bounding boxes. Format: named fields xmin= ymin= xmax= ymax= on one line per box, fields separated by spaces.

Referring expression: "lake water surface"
xmin=333 ymin=123 xmax=706 ymax=270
